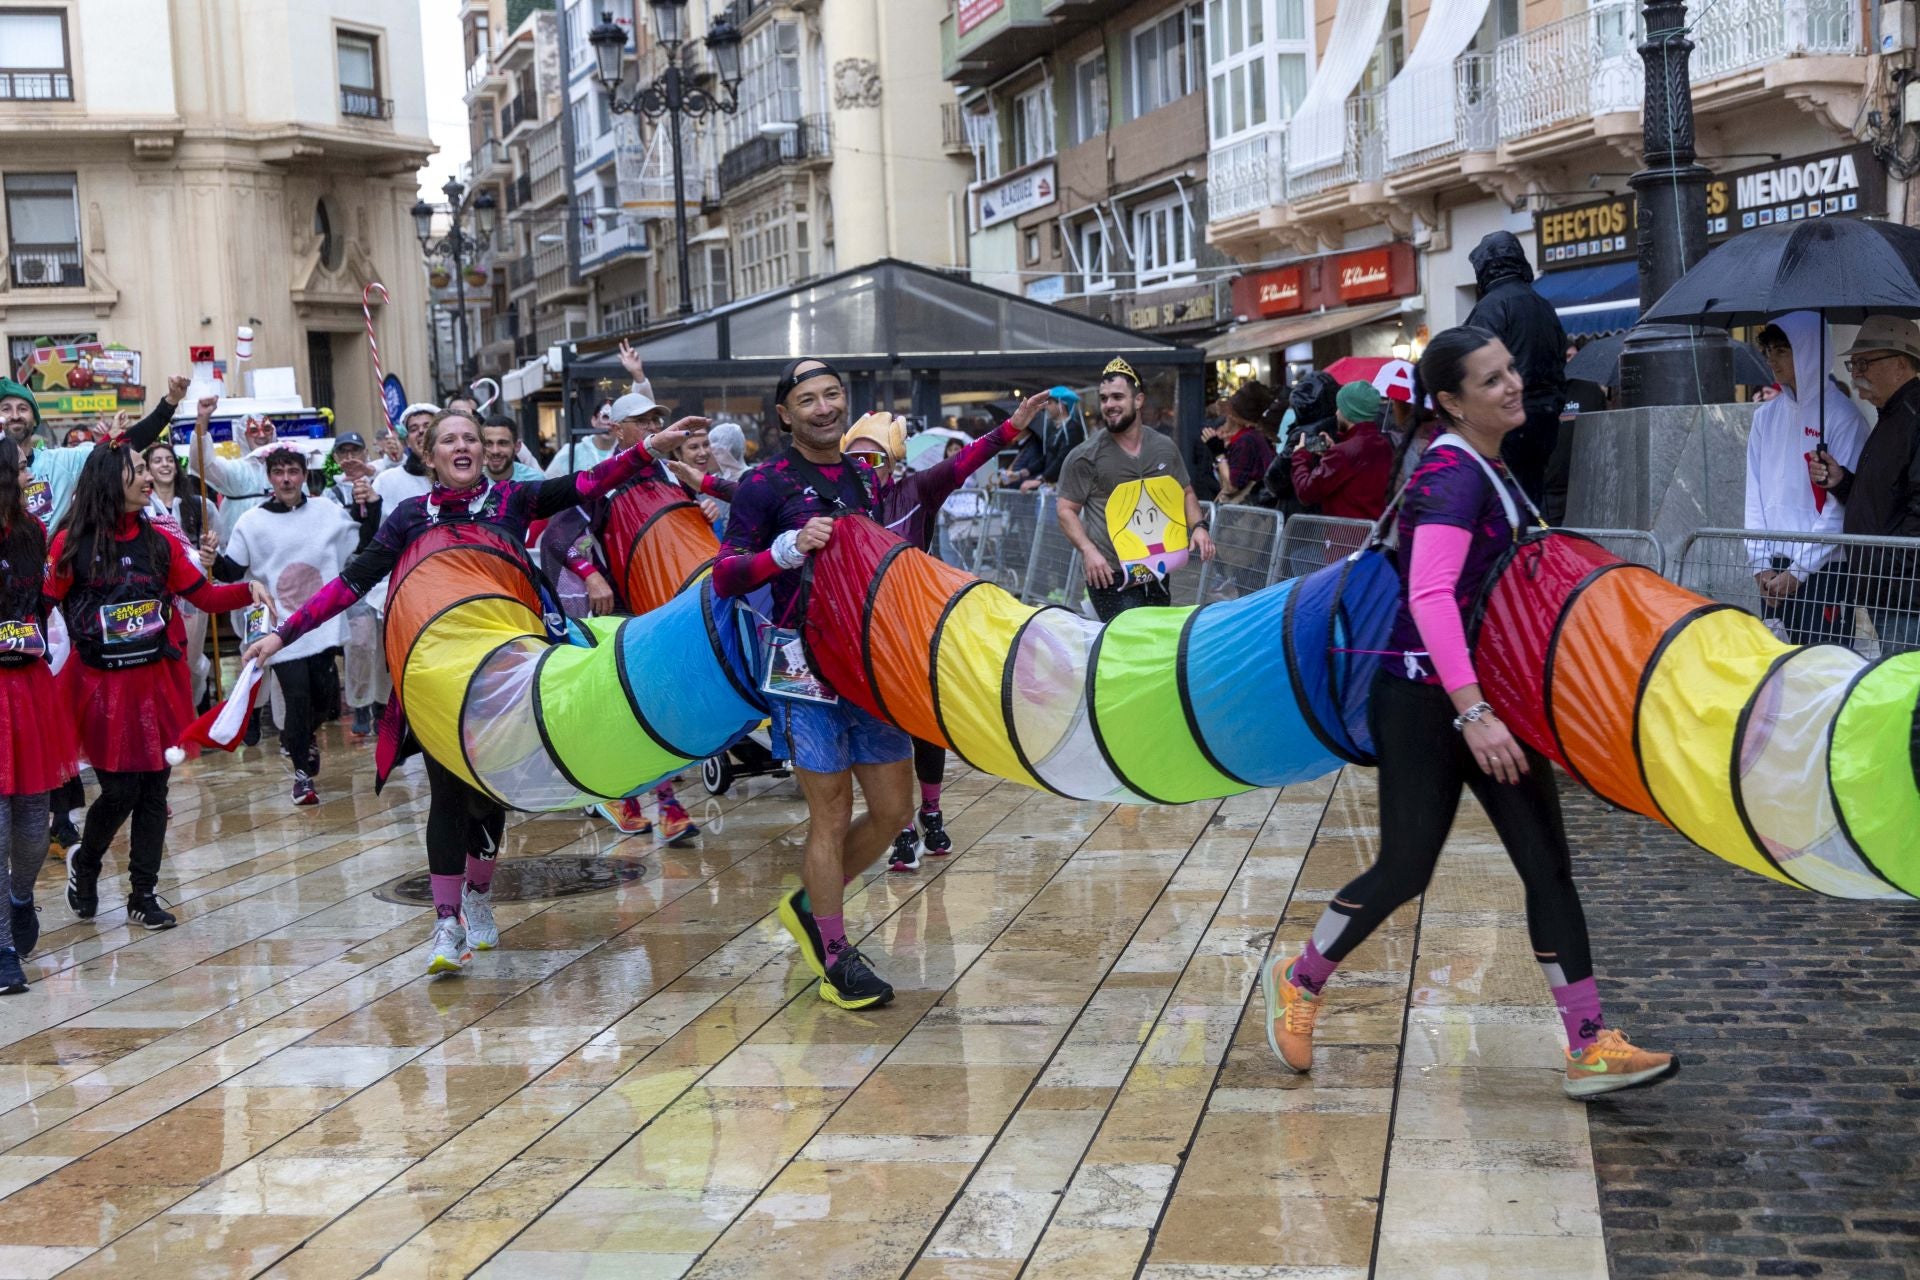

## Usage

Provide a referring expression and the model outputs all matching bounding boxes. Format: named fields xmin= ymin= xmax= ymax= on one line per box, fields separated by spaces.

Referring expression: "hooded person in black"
xmin=1266 ymin=370 xmax=1340 ymax=515
xmin=1464 ymin=231 xmax=1568 ymax=507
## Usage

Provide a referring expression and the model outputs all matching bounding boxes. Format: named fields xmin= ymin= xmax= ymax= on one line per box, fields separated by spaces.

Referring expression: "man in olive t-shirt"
xmin=1057 ymin=358 xmax=1215 ymax=622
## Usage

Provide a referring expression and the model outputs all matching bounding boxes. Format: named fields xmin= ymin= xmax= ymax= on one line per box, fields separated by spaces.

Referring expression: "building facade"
xmin=0 ymin=0 xmax=434 ymax=433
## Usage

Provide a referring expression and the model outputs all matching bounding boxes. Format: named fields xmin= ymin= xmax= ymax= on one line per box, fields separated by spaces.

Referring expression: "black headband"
xmin=774 ymin=357 xmax=844 ymax=409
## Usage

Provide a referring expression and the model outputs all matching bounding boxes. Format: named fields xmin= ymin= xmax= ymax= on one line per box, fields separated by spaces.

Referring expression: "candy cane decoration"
xmin=471 ymin=376 xmax=501 ymax=415
xmin=362 ymin=282 xmax=393 ymax=441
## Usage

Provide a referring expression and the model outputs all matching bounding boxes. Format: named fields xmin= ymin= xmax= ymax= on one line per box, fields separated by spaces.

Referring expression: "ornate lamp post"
xmin=589 ymin=1 xmax=743 ymax=318
xmin=1617 ymin=0 xmax=1734 ymax=407
xmin=411 ymin=176 xmax=498 ymax=389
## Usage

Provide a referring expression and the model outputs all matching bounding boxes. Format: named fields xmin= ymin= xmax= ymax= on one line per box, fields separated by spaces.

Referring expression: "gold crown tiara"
xmin=1102 ymin=356 xmax=1140 ymax=385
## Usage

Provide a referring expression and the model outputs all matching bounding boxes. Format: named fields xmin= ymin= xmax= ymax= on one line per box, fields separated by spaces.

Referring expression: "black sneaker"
xmin=776 ymin=888 xmax=828 ymax=980
xmin=244 ymin=709 xmax=261 ymax=747
xmin=49 ymin=818 xmax=79 ymax=860
xmin=10 ymin=899 xmax=38 ymax=958
xmin=920 ymin=807 xmax=953 ymax=856
xmin=0 ymin=948 xmax=24 ymax=995
xmin=126 ymin=893 xmax=178 ymax=930
xmin=65 ymin=862 xmax=97 ymax=921
xmin=292 ymin=771 xmax=319 ymax=807
xmin=819 ymin=945 xmax=894 ymax=1010
xmin=887 ymin=828 xmax=921 ymax=873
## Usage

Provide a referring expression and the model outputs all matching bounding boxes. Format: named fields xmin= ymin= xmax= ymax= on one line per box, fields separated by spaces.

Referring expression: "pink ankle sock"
xmin=816 ymin=913 xmax=848 ymax=960
xmin=430 ymin=873 xmax=463 ymax=919
xmin=920 ymin=782 xmax=941 ymax=810
xmin=464 ymin=855 xmax=495 ymax=895
xmin=654 ymin=781 xmax=677 ymax=807
xmin=1291 ymin=940 xmax=1337 ymax=995
xmin=1554 ymin=977 xmax=1605 ymax=1051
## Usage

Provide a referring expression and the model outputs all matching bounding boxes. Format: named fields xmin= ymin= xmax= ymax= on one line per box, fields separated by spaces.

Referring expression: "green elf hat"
xmin=0 ymin=377 xmax=39 ymax=427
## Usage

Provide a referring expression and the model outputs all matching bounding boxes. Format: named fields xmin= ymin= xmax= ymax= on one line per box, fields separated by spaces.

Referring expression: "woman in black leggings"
xmin=1261 ymin=327 xmax=1676 ymax=1101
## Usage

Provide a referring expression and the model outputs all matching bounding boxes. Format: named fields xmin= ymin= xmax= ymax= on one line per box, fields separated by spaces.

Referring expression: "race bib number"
xmin=758 ymin=623 xmax=838 ymax=705
xmin=0 ymin=619 xmax=45 ymax=659
xmin=241 ymin=603 xmax=273 ymax=648
xmin=98 ymin=599 xmax=165 ymax=647
xmin=21 ymin=478 xmax=50 ymax=522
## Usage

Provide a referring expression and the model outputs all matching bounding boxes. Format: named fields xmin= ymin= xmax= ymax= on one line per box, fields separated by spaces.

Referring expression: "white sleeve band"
xmin=771 ymin=528 xmax=807 ymax=569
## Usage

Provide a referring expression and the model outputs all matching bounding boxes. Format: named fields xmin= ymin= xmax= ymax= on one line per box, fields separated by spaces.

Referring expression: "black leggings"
xmin=1314 ymin=673 xmax=1594 ymax=987
xmin=73 ymin=767 xmax=170 ymax=896
xmin=423 ymin=754 xmax=505 ymax=877
xmin=912 ymin=737 xmax=945 ymax=790
xmin=275 ymin=652 xmax=331 ymax=776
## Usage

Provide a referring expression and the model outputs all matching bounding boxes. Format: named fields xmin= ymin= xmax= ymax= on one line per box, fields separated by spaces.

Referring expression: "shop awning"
xmin=1204 ymin=302 xmax=1404 ymax=361
xmin=1534 ymin=262 xmax=1640 ymax=338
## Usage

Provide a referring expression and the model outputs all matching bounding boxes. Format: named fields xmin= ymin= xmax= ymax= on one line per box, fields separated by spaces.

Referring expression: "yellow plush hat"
xmin=840 ymin=411 xmax=905 ymax=464
xmin=1102 ymin=356 xmax=1141 ymax=387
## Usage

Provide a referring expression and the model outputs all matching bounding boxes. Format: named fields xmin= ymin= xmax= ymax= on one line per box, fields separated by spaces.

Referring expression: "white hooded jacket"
xmin=1743 ymin=311 xmax=1867 ymax=578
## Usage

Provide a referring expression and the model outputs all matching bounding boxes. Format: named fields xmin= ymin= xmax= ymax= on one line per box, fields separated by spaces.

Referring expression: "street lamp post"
xmin=1617 ymin=0 xmax=1733 ymax=407
xmin=589 ymin=2 xmax=743 ymax=318
xmin=411 ymin=176 xmax=498 ymax=393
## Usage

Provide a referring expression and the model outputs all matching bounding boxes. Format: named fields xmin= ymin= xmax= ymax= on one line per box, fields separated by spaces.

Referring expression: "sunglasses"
xmin=847 ymin=449 xmax=888 ymax=467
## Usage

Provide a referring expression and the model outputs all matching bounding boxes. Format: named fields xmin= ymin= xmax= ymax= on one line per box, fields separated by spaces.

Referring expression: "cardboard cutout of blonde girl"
xmin=1108 ymin=474 xmax=1190 ymax=584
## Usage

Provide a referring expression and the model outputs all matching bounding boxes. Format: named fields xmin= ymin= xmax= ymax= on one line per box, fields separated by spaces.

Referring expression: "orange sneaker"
xmin=1564 ymin=1029 xmax=1678 ymax=1099
xmin=596 ymin=797 xmax=652 ymax=836
xmin=1261 ymin=954 xmax=1321 ymax=1073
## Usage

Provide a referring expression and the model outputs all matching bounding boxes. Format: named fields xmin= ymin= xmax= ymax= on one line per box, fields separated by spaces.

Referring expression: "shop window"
xmin=0 ymin=10 xmax=72 ymax=101
xmin=4 ymin=172 xmax=82 ymax=288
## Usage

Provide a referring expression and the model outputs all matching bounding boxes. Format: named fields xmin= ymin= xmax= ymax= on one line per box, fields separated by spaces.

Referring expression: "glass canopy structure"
xmin=561 ymin=258 xmax=1205 ymax=449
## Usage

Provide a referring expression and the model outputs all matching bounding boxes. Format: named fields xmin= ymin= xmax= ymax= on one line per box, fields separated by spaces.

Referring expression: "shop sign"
xmin=1333 ymin=247 xmax=1401 ymax=303
xmin=1127 ymin=288 xmax=1215 ymax=331
xmin=956 ymin=0 xmax=1006 ymax=36
xmin=1537 ymin=145 xmax=1886 ymax=269
xmin=35 ymin=391 xmax=119 ymax=416
xmin=1025 ymin=274 xmax=1066 ymax=303
xmin=1243 ymin=266 xmax=1306 ymax=317
xmin=976 ymin=162 xmax=1056 ymax=228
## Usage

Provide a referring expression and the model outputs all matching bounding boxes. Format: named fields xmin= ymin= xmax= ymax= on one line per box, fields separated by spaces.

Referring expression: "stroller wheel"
xmin=702 ymin=754 xmax=733 ymax=796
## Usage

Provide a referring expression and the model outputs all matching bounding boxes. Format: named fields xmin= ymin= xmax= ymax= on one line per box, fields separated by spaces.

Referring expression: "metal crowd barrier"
xmin=1676 ymin=528 xmax=1920 ymax=658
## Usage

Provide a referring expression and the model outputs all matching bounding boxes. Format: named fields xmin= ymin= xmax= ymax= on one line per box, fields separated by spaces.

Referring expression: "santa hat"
xmin=165 ymin=660 xmax=266 ymax=766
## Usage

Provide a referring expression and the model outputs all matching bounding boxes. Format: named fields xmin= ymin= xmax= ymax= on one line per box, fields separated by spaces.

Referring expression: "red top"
xmin=46 ymin=513 xmax=253 ymax=615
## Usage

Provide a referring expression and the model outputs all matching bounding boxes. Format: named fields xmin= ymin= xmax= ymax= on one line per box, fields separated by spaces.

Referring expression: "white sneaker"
xmin=461 ymin=885 xmax=498 ymax=951
xmin=427 ymin=915 xmax=470 ymax=975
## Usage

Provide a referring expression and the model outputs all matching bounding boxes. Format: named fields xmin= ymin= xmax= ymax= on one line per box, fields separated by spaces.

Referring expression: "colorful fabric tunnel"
xmin=1472 ymin=532 xmax=1918 ymax=901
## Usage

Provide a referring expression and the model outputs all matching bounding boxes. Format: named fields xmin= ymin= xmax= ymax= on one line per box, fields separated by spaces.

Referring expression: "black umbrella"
xmin=1567 ymin=330 xmax=1773 ymax=388
xmin=1641 ymin=218 xmax=1920 ymax=446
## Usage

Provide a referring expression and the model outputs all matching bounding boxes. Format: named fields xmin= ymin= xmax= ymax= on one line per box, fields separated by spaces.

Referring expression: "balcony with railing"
xmin=533 ymin=237 xmax=580 ymax=303
xmin=718 ymin=115 xmax=833 ymax=194
xmin=471 ymin=138 xmax=510 ymax=179
xmin=581 ymin=219 xmax=648 ymax=266
xmin=1690 ymin=0 xmax=1858 ymax=82
xmin=340 ymin=88 xmax=394 ymax=120
xmin=1495 ymin=1 xmax=1642 ymax=141
xmin=1207 ymin=131 xmax=1287 ymax=224
xmin=508 ymin=255 xmax=535 ymax=292
xmin=0 ymin=71 xmax=72 ymax=101
xmin=500 ymin=94 xmax=532 ymax=139
xmin=9 ymin=244 xmax=83 ymax=289
xmin=1285 ymin=91 xmax=1384 ymax=203
xmin=1385 ymin=55 xmax=1496 ymax=175
xmin=940 ymin=101 xmax=970 ymax=154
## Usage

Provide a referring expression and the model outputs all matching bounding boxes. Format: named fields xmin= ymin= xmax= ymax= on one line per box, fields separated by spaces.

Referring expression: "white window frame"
xmin=1130 ymin=4 xmax=1202 ymax=120
xmin=1205 ymin=0 xmax=1316 ymax=147
xmin=727 ymin=21 xmax=803 ymax=151
xmin=1130 ymin=193 xmax=1196 ymax=288
xmin=1077 ymin=219 xmax=1114 ymax=292
xmin=1070 ymin=50 xmax=1109 ymax=145
xmin=963 ymin=101 xmax=1002 ymax=184
xmin=1010 ymin=80 xmax=1055 ymax=169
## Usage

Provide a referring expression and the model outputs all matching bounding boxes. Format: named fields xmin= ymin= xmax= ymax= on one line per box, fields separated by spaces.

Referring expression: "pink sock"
xmin=1291 ymin=940 xmax=1337 ymax=995
xmin=431 ymin=873 xmax=463 ymax=919
xmin=465 ymin=855 xmax=495 ymax=895
xmin=654 ymin=781 xmax=677 ymax=807
xmin=920 ymin=782 xmax=941 ymax=810
xmin=816 ymin=913 xmax=848 ymax=960
xmin=1554 ymin=977 xmax=1605 ymax=1051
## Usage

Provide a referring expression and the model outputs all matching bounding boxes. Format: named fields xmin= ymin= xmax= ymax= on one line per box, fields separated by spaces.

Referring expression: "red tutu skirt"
xmin=0 ymin=662 xmax=78 ymax=795
xmin=59 ymin=657 xmax=194 ymax=774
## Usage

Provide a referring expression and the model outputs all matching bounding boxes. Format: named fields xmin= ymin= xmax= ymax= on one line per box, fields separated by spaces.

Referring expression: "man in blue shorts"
xmin=711 ymin=357 xmax=916 ymax=1010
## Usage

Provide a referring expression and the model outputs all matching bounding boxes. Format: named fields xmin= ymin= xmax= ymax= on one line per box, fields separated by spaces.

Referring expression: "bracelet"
xmin=1451 ymin=701 xmax=1495 ymax=732
xmin=1192 ymin=517 xmax=1210 ymax=533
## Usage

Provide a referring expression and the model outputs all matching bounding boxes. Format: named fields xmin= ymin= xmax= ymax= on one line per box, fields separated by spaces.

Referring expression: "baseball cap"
xmin=610 ymin=390 xmax=661 ymax=421
xmin=1336 ymin=380 xmax=1383 ymax=423
xmin=333 ymin=431 xmax=367 ymax=450
xmin=1843 ymin=316 xmax=1920 ymax=364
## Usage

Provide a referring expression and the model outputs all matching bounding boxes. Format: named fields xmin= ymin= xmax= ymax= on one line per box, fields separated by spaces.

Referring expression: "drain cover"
xmin=372 ymin=853 xmax=650 ymax=906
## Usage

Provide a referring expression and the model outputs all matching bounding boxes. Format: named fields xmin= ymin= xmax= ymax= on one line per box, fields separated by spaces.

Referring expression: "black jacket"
xmin=1266 ymin=372 xmax=1340 ymax=513
xmin=1835 ymin=375 xmax=1920 ymax=609
xmin=1464 ymin=231 xmax=1568 ymax=419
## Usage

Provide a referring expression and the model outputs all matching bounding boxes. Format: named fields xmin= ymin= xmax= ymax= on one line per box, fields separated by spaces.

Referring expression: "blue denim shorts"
xmin=768 ymin=695 xmax=912 ymax=775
